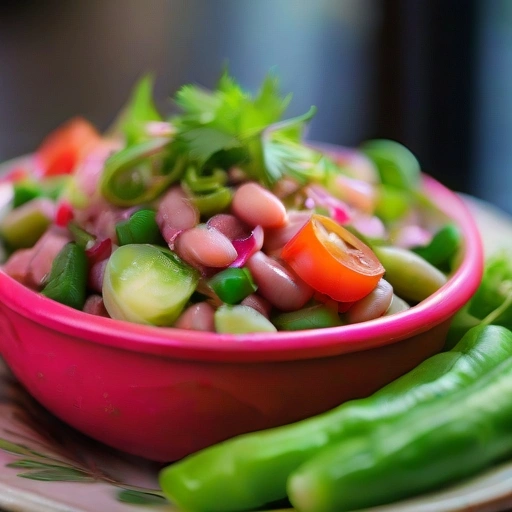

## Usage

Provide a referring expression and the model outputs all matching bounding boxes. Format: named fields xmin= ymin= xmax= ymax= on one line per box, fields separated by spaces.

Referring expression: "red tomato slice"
xmin=281 ymin=214 xmax=385 ymax=302
xmin=35 ymin=117 xmax=101 ymax=177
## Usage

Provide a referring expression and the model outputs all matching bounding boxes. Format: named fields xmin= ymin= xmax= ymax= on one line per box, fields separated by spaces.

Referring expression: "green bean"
xmin=288 ymin=326 xmax=512 ymax=512
xmin=373 ymin=245 xmax=447 ymax=302
xmin=159 ymin=325 xmax=512 ymax=512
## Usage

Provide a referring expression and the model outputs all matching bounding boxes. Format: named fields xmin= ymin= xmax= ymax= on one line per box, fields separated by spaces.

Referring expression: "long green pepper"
xmin=288 ymin=325 xmax=512 ymax=511
xmin=159 ymin=325 xmax=512 ymax=512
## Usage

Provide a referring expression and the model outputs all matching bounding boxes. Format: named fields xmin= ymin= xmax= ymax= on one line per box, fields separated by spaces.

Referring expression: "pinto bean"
xmin=240 ymin=293 xmax=273 ymax=319
xmin=175 ymin=225 xmax=237 ymax=269
xmin=232 ymin=182 xmax=287 ymax=228
xmin=88 ymin=259 xmax=108 ymax=294
xmin=246 ymin=251 xmax=313 ymax=311
xmin=174 ymin=302 xmax=215 ymax=331
xmin=206 ymin=214 xmax=250 ymax=240
xmin=344 ymin=279 xmax=393 ymax=324
xmin=157 ymin=186 xmax=199 ymax=247
xmin=83 ymin=295 xmax=110 ymax=317
xmin=263 ymin=210 xmax=311 ymax=254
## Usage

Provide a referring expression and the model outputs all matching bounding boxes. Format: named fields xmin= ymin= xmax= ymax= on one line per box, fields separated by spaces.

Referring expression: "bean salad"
xmin=0 ymin=72 xmax=462 ymax=333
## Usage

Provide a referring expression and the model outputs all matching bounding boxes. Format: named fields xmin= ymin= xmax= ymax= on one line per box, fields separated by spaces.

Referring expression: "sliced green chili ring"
xmin=13 ymin=180 xmax=43 ymax=208
xmin=100 ymin=137 xmax=185 ymax=206
xmin=41 ymin=242 xmax=88 ymax=310
xmin=272 ymin=304 xmax=342 ymax=331
xmin=184 ymin=184 xmax=233 ymax=217
xmin=184 ymin=166 xmax=228 ymax=194
xmin=208 ymin=267 xmax=257 ymax=305
xmin=115 ymin=209 xmax=165 ymax=246
xmin=413 ymin=223 xmax=462 ymax=270
xmin=68 ymin=221 xmax=96 ymax=249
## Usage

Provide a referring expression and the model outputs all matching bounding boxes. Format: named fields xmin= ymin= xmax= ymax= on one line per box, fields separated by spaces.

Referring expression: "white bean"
xmin=246 ymin=251 xmax=313 ymax=311
xmin=232 ymin=182 xmax=287 ymax=228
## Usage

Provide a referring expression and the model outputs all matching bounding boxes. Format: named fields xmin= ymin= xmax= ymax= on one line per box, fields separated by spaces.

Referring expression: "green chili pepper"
xmin=115 ymin=209 xmax=164 ymax=246
xmin=413 ymin=223 xmax=462 ymax=270
xmin=208 ymin=268 xmax=257 ymax=305
xmin=182 ymin=166 xmax=233 ymax=217
xmin=373 ymin=245 xmax=447 ymax=302
xmin=100 ymin=137 xmax=185 ymax=207
xmin=41 ymin=242 xmax=88 ymax=310
xmin=184 ymin=166 xmax=228 ymax=194
xmin=159 ymin=325 xmax=512 ymax=512
xmin=272 ymin=304 xmax=342 ymax=331
xmin=288 ymin=325 xmax=512 ymax=512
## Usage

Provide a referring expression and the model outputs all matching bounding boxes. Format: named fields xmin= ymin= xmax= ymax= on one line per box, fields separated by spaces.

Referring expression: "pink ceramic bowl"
xmin=0 ymin=170 xmax=483 ymax=462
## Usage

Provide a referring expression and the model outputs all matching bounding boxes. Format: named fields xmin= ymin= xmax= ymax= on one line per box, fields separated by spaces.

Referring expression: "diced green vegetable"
xmin=0 ymin=198 xmax=53 ymax=249
xmin=208 ymin=268 xmax=257 ymax=305
xmin=273 ymin=304 xmax=342 ymax=330
xmin=115 ymin=209 xmax=164 ymax=246
xmin=41 ymin=242 xmax=88 ymax=310
xmin=68 ymin=222 xmax=96 ymax=249
xmin=413 ymin=223 xmax=462 ymax=270
xmin=374 ymin=184 xmax=411 ymax=222
xmin=214 ymin=304 xmax=277 ymax=333
xmin=102 ymin=244 xmax=199 ymax=326
xmin=13 ymin=180 xmax=42 ymax=208
xmin=360 ymin=139 xmax=421 ymax=190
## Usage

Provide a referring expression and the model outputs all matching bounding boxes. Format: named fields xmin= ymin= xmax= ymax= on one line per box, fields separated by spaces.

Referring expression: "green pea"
xmin=208 ymin=267 xmax=257 ymax=305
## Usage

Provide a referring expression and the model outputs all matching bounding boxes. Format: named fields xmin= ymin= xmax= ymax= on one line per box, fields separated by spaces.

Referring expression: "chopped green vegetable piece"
xmin=374 ymin=184 xmax=411 ymax=222
xmin=0 ymin=198 xmax=53 ymax=249
xmin=214 ymin=304 xmax=277 ymax=333
xmin=208 ymin=268 xmax=257 ymax=305
xmin=13 ymin=180 xmax=42 ymax=208
xmin=68 ymin=222 xmax=96 ymax=249
xmin=102 ymin=244 xmax=199 ymax=326
xmin=413 ymin=223 xmax=462 ymax=270
xmin=41 ymin=242 xmax=88 ymax=310
xmin=115 ymin=209 xmax=164 ymax=246
xmin=360 ymin=139 xmax=421 ymax=190
xmin=273 ymin=304 xmax=342 ymax=331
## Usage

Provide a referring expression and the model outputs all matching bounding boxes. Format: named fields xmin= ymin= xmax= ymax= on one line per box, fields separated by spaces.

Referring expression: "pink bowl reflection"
xmin=0 ymin=171 xmax=483 ymax=461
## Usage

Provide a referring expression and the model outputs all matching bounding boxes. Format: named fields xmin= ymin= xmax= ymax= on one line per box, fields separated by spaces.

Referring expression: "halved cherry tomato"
xmin=35 ymin=117 xmax=101 ymax=177
xmin=281 ymin=214 xmax=385 ymax=302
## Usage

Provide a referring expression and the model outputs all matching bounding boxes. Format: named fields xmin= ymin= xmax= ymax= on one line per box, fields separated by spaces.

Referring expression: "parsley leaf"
xmin=119 ymin=75 xmax=162 ymax=145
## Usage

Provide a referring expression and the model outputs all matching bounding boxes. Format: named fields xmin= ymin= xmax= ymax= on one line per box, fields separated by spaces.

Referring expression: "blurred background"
xmin=0 ymin=0 xmax=509 ymax=212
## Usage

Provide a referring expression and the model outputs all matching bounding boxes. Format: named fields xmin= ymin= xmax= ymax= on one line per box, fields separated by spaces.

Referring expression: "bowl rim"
xmin=0 ymin=155 xmax=484 ymax=363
